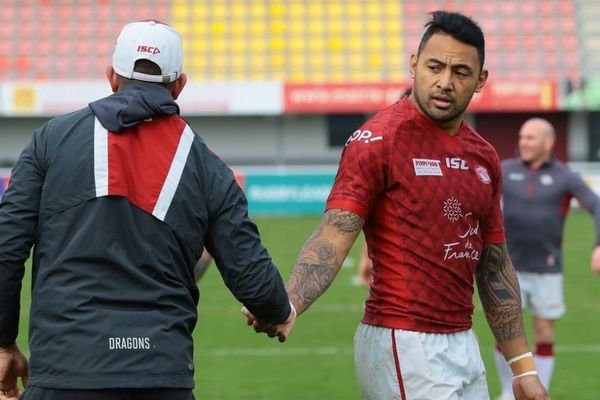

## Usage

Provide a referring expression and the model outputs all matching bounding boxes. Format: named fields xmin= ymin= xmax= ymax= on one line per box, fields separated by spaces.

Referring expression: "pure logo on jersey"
xmin=474 ymin=164 xmax=491 ymax=184
xmin=413 ymin=159 xmax=443 ymax=176
xmin=445 ymin=157 xmax=468 ymax=170
xmin=345 ymin=129 xmax=383 ymax=146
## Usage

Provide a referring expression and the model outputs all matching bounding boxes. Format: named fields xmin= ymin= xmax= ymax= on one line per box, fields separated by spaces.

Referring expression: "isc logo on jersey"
xmin=345 ymin=129 xmax=383 ymax=146
xmin=446 ymin=157 xmax=468 ymax=170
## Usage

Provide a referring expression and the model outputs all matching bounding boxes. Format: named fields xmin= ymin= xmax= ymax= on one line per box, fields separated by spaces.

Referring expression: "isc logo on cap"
xmin=137 ymin=45 xmax=161 ymax=54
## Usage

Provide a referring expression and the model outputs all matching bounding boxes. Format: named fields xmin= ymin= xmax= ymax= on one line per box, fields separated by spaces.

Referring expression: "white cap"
xmin=112 ymin=20 xmax=183 ymax=83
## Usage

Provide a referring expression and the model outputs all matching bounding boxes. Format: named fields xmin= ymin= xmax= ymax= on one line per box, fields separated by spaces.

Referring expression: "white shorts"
xmin=517 ymin=272 xmax=565 ymax=319
xmin=354 ymin=323 xmax=489 ymax=400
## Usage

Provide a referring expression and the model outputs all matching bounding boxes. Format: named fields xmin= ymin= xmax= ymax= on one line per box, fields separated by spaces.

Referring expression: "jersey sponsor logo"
xmin=137 ymin=45 xmax=161 ymax=54
xmin=508 ymin=172 xmax=525 ymax=181
xmin=474 ymin=164 xmax=491 ymax=184
xmin=443 ymin=197 xmax=463 ymax=222
xmin=108 ymin=336 xmax=151 ymax=350
xmin=413 ymin=158 xmax=443 ymax=176
xmin=345 ymin=129 xmax=383 ymax=146
xmin=445 ymin=157 xmax=468 ymax=170
xmin=540 ymin=174 xmax=554 ymax=186
xmin=442 ymin=197 xmax=481 ymax=261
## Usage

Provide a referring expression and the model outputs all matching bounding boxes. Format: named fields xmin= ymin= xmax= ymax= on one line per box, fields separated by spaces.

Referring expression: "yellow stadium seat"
xmin=309 ymin=71 xmax=327 ymax=82
xmin=347 ymin=19 xmax=362 ymax=34
xmin=249 ymin=22 xmax=266 ymax=35
xmin=270 ymin=20 xmax=286 ymax=35
xmin=289 ymin=71 xmax=307 ymax=83
xmin=270 ymin=54 xmax=285 ymax=68
xmin=367 ymin=54 xmax=384 ymax=67
xmin=330 ymin=54 xmax=345 ymax=68
xmin=347 ymin=3 xmax=362 ymax=17
xmin=366 ymin=3 xmax=382 ymax=16
xmin=308 ymin=39 xmax=325 ymax=51
xmin=289 ymin=3 xmax=305 ymax=17
xmin=191 ymin=23 xmax=207 ymax=36
xmin=250 ymin=3 xmax=266 ymax=18
xmin=308 ymin=3 xmax=324 ymax=18
xmin=290 ymin=54 xmax=305 ymax=69
xmin=231 ymin=20 xmax=247 ymax=36
xmin=347 ymin=36 xmax=364 ymax=51
xmin=172 ymin=5 xmax=187 ymax=19
xmin=310 ymin=55 xmax=326 ymax=68
xmin=328 ymin=37 xmax=345 ymax=52
xmin=328 ymin=19 xmax=345 ymax=35
xmin=211 ymin=55 xmax=227 ymax=68
xmin=211 ymin=39 xmax=228 ymax=53
xmin=249 ymin=39 xmax=267 ymax=52
xmin=231 ymin=3 xmax=246 ymax=18
xmin=212 ymin=4 xmax=227 ymax=18
xmin=231 ymin=37 xmax=247 ymax=53
xmin=269 ymin=3 xmax=285 ymax=17
xmin=328 ymin=2 xmax=344 ymax=17
xmin=308 ymin=19 xmax=324 ymax=34
xmin=331 ymin=70 xmax=346 ymax=82
xmin=211 ymin=22 xmax=228 ymax=36
xmin=270 ymin=38 xmax=285 ymax=51
xmin=289 ymin=37 xmax=305 ymax=51
xmin=191 ymin=40 xmax=207 ymax=53
xmin=289 ymin=20 xmax=304 ymax=34
xmin=192 ymin=4 xmax=208 ymax=18
xmin=249 ymin=70 xmax=267 ymax=81
xmin=191 ymin=57 xmax=206 ymax=70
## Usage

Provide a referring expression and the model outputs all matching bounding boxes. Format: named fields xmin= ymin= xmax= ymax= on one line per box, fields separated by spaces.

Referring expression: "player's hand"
xmin=0 ymin=344 xmax=28 ymax=400
xmin=241 ymin=302 xmax=297 ymax=342
xmin=512 ymin=374 xmax=549 ymax=400
xmin=591 ymin=245 xmax=600 ymax=275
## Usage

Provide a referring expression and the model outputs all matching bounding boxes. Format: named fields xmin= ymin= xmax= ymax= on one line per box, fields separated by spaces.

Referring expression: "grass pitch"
xmin=15 ymin=209 xmax=600 ymax=399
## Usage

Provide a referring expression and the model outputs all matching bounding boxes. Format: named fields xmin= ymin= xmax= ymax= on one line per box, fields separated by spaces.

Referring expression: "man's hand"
xmin=512 ymin=374 xmax=549 ymax=400
xmin=0 ymin=344 xmax=28 ymax=400
xmin=241 ymin=303 xmax=297 ymax=343
xmin=591 ymin=245 xmax=600 ymax=275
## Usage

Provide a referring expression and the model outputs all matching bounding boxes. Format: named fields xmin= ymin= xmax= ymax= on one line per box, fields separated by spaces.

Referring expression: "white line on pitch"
xmin=197 ymin=344 xmax=600 ymax=357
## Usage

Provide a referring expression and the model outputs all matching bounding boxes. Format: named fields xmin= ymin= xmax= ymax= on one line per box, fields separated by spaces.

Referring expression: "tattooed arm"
xmin=286 ymin=208 xmax=365 ymax=315
xmin=241 ymin=208 xmax=364 ymax=341
xmin=476 ymin=243 xmax=549 ymax=400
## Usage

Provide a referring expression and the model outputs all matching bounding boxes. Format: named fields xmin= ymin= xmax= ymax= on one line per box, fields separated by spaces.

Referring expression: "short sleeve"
xmin=483 ymin=152 xmax=506 ymax=244
xmin=326 ymin=120 xmax=389 ymax=220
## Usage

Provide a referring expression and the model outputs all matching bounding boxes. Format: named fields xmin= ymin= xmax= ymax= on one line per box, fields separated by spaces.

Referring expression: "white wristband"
xmin=513 ymin=370 xmax=538 ymax=380
xmin=507 ymin=351 xmax=533 ymax=365
xmin=288 ymin=301 xmax=297 ymax=320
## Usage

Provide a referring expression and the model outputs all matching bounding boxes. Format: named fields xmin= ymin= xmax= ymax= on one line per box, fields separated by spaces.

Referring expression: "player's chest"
xmin=390 ymin=146 xmax=495 ymax=218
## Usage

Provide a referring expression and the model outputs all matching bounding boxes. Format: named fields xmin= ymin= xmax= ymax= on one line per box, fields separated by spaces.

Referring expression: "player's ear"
xmin=106 ymin=66 xmax=119 ymax=93
xmin=171 ymin=73 xmax=187 ymax=100
xmin=475 ymin=69 xmax=488 ymax=93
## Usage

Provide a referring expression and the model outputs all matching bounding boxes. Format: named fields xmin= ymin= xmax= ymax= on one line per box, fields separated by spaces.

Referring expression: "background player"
xmin=494 ymin=117 xmax=600 ymax=399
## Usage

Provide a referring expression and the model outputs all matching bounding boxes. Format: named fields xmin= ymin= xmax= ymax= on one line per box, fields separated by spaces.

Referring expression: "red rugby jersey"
xmin=327 ymin=98 xmax=506 ymax=333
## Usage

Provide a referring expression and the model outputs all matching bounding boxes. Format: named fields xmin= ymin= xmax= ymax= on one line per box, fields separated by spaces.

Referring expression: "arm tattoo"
xmin=287 ymin=209 xmax=364 ymax=314
xmin=323 ymin=210 xmax=363 ymax=234
xmin=476 ymin=243 xmax=525 ymax=342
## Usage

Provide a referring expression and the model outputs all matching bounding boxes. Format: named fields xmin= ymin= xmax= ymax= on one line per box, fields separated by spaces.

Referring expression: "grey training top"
xmin=501 ymin=158 xmax=600 ymax=274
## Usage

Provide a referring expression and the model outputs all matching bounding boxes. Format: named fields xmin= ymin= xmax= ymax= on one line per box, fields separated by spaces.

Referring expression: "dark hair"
xmin=417 ymin=11 xmax=485 ymax=69
xmin=117 ymin=59 xmax=175 ymax=89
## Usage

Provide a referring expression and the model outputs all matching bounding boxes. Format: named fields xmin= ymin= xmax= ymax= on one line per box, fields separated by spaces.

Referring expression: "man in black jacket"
xmin=0 ymin=20 xmax=295 ymax=400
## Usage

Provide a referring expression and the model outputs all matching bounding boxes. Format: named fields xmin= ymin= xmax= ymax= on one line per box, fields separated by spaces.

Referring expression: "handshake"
xmin=241 ymin=302 xmax=297 ymax=342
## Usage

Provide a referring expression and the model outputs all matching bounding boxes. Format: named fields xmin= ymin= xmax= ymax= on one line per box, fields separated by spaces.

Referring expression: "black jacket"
xmin=0 ymin=83 xmax=290 ymax=389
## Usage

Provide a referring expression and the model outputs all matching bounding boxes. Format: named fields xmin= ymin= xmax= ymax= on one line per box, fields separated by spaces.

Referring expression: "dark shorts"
xmin=21 ymin=386 xmax=195 ymax=400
